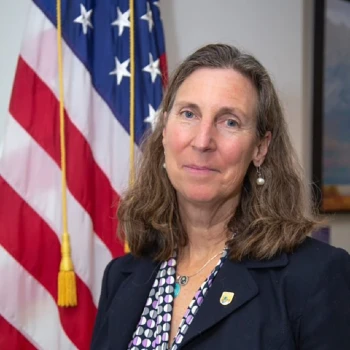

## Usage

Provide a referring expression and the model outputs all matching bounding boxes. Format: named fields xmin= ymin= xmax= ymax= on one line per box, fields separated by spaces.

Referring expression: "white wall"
xmin=160 ymin=0 xmax=307 ymax=161
xmin=0 ymin=0 xmax=30 ymax=142
xmin=0 ymin=0 xmax=349 ymax=251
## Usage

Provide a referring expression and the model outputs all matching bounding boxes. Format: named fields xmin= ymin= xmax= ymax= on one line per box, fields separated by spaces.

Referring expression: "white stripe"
xmin=20 ymin=2 xmax=141 ymax=196
xmin=0 ymin=116 xmax=112 ymax=306
xmin=0 ymin=246 xmax=76 ymax=350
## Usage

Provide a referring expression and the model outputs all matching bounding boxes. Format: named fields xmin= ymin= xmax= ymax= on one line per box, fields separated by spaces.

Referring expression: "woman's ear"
xmin=253 ymin=131 xmax=272 ymax=167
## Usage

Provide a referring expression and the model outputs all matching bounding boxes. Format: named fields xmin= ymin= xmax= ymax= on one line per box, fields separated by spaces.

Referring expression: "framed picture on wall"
xmin=312 ymin=0 xmax=350 ymax=213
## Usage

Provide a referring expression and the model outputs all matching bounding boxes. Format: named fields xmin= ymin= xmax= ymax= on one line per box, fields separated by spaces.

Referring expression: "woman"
xmin=91 ymin=44 xmax=350 ymax=350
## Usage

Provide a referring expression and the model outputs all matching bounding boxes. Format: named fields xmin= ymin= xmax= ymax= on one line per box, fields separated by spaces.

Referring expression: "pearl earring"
xmin=256 ymin=166 xmax=265 ymax=186
xmin=163 ymin=150 xmax=166 ymax=169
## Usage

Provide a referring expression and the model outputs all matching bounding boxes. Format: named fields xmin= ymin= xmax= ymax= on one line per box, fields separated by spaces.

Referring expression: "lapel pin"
xmin=220 ymin=291 xmax=235 ymax=305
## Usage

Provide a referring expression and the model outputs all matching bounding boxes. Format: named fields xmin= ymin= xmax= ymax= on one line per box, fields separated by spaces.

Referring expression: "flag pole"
xmin=129 ymin=0 xmax=135 ymax=185
xmin=56 ymin=0 xmax=77 ymax=307
xmin=125 ymin=0 xmax=135 ymax=253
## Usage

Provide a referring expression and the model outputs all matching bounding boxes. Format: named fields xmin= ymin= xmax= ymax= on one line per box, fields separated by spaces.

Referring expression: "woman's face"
xmin=163 ymin=67 xmax=270 ymax=206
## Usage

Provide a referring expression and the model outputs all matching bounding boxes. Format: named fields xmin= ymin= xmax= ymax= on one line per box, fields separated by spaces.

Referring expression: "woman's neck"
xmin=177 ymin=195 xmax=238 ymax=262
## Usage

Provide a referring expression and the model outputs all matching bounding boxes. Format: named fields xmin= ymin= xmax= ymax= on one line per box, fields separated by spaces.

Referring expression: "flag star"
xmin=143 ymin=53 xmax=161 ymax=83
xmin=144 ymin=104 xmax=159 ymax=131
xmin=109 ymin=58 xmax=131 ymax=85
xmin=140 ymin=2 xmax=154 ymax=32
xmin=73 ymin=4 xmax=93 ymax=35
xmin=152 ymin=2 xmax=162 ymax=20
xmin=111 ymin=7 xmax=130 ymax=36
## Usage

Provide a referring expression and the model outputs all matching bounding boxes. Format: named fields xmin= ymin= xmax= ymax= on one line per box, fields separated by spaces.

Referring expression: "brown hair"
xmin=118 ymin=44 xmax=319 ymax=261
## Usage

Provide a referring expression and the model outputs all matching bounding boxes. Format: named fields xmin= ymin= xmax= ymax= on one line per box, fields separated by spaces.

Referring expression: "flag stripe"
xmin=159 ymin=53 xmax=168 ymax=87
xmin=0 ymin=116 xmax=112 ymax=306
xmin=9 ymin=57 xmax=123 ymax=258
xmin=0 ymin=246 xmax=76 ymax=350
xmin=0 ymin=315 xmax=37 ymax=350
xmin=0 ymin=177 xmax=96 ymax=350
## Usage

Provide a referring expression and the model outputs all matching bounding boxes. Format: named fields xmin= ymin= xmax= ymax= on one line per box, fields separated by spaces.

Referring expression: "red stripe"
xmin=9 ymin=57 xmax=124 ymax=258
xmin=159 ymin=53 xmax=168 ymax=87
xmin=0 ymin=177 xmax=96 ymax=350
xmin=0 ymin=315 xmax=37 ymax=350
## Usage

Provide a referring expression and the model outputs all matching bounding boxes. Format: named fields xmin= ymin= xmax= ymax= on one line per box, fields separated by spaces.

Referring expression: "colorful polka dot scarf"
xmin=128 ymin=249 xmax=228 ymax=350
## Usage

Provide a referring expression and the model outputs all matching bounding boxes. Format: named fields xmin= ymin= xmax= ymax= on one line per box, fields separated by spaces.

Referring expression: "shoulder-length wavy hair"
xmin=118 ymin=44 xmax=319 ymax=261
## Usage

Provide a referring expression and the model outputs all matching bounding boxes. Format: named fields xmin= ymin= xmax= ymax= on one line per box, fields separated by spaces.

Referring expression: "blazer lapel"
xmin=180 ymin=258 xmax=259 ymax=348
xmin=180 ymin=253 xmax=288 ymax=348
xmin=108 ymin=258 xmax=160 ymax=350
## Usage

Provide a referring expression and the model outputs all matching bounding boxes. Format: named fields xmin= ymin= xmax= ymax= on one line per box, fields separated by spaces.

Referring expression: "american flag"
xmin=0 ymin=0 xmax=167 ymax=349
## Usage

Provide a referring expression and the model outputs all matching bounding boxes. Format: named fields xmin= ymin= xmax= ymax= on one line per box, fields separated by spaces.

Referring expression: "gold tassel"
xmin=56 ymin=0 xmax=77 ymax=307
xmin=58 ymin=232 xmax=77 ymax=307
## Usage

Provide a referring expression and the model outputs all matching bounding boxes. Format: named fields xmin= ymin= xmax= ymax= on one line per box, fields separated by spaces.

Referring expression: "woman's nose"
xmin=191 ymin=121 xmax=216 ymax=152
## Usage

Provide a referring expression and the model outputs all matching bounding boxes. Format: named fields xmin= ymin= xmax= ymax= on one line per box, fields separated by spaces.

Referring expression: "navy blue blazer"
xmin=91 ymin=237 xmax=350 ymax=349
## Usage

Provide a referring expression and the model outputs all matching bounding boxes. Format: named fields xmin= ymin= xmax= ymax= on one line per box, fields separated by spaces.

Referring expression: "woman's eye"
xmin=182 ymin=111 xmax=195 ymax=119
xmin=226 ymin=119 xmax=238 ymax=127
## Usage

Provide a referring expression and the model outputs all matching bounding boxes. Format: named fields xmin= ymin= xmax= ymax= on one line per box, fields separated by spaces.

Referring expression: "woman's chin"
xmin=179 ymin=190 xmax=221 ymax=205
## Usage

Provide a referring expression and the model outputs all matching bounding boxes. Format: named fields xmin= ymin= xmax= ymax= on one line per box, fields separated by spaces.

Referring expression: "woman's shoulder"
xmin=280 ymin=237 xmax=350 ymax=345
xmin=282 ymin=237 xmax=350 ymax=307
xmin=101 ymin=254 xmax=154 ymax=298
xmin=288 ymin=236 xmax=350 ymax=271
xmin=247 ymin=236 xmax=349 ymax=287
xmin=104 ymin=253 xmax=151 ymax=278
xmin=105 ymin=253 xmax=138 ymax=272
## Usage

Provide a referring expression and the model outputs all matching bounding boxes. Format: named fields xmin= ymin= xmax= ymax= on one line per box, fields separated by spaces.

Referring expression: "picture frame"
xmin=312 ymin=0 xmax=350 ymax=213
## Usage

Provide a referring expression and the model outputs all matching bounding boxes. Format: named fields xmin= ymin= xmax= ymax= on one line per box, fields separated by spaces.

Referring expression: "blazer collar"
xmin=243 ymin=252 xmax=288 ymax=269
